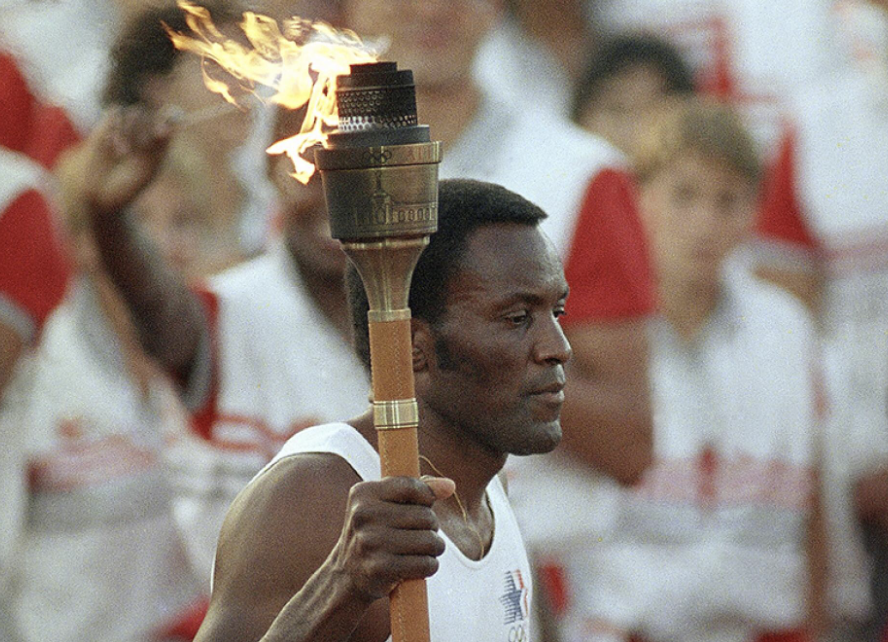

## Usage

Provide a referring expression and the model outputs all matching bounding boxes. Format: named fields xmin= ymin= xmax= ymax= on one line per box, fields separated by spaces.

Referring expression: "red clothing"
xmin=755 ymin=133 xmax=820 ymax=253
xmin=563 ymin=169 xmax=656 ymax=323
xmin=0 ymin=186 xmax=70 ymax=342
xmin=0 ymin=51 xmax=81 ymax=170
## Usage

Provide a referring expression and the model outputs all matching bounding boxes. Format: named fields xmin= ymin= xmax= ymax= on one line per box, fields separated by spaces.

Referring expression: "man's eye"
xmin=506 ymin=312 xmax=530 ymax=325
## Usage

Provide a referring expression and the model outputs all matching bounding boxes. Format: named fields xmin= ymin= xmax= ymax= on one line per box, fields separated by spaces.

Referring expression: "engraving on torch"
xmin=369 ymin=172 xmax=436 ymax=228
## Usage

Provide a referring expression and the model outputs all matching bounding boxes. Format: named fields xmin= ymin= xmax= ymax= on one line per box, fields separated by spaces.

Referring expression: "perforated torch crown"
xmin=315 ymin=62 xmax=441 ymax=241
xmin=314 ymin=62 xmax=441 ymax=642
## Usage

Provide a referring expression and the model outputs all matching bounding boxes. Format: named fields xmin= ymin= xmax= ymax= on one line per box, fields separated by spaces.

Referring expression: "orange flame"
xmin=165 ymin=0 xmax=380 ymax=182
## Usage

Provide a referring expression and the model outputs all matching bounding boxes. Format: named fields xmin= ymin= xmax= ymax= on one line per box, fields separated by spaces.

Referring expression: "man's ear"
xmin=411 ymin=318 xmax=434 ymax=373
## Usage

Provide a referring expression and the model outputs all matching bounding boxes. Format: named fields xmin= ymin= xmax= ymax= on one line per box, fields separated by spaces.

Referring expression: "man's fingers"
xmin=354 ymin=527 xmax=446 ymax=558
xmin=354 ymin=477 xmax=438 ymax=507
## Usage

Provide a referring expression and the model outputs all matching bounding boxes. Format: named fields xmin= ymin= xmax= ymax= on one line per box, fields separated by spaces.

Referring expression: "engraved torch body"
xmin=314 ymin=62 xmax=441 ymax=642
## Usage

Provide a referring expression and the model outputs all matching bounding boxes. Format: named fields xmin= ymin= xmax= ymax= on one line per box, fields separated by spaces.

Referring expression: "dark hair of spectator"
xmin=347 ymin=179 xmax=548 ymax=370
xmin=102 ymin=1 xmax=243 ymax=108
xmin=570 ymin=33 xmax=696 ymax=123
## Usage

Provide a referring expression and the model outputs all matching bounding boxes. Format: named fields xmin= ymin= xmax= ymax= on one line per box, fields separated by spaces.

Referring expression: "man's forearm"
xmin=259 ymin=563 xmax=375 ymax=642
xmin=90 ymin=209 xmax=205 ymax=380
xmin=0 ymin=323 xmax=24 ymax=399
xmin=560 ymin=321 xmax=654 ymax=485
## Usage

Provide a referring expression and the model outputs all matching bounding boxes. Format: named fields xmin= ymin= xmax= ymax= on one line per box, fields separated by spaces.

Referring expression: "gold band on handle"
xmin=369 ymin=308 xmax=412 ymax=323
xmin=373 ymin=399 xmax=419 ymax=431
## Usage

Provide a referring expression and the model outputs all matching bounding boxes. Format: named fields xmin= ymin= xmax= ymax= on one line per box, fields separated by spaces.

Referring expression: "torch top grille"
xmin=337 ymin=62 xmax=418 ymax=132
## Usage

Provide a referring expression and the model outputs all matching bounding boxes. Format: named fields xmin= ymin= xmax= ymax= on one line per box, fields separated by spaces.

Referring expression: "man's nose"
xmin=535 ymin=316 xmax=572 ymax=365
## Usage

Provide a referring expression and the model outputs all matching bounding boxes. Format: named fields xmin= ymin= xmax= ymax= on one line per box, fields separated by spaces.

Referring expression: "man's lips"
xmin=528 ymin=380 xmax=566 ymax=405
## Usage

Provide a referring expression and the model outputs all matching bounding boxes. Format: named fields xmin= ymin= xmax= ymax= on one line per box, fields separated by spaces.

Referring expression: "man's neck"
xmin=351 ymin=409 xmax=499 ymax=560
xmin=416 ymin=418 xmax=503 ymax=513
xmin=658 ymin=276 xmax=721 ymax=342
xmin=415 ymin=79 xmax=482 ymax=152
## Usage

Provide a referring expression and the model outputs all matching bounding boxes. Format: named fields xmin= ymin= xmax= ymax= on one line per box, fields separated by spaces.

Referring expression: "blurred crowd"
xmin=2 ymin=0 xmax=888 ymax=641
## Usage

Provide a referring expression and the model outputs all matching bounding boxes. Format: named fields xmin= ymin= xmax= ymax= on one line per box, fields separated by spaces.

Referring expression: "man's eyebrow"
xmin=494 ymin=286 xmax=570 ymax=307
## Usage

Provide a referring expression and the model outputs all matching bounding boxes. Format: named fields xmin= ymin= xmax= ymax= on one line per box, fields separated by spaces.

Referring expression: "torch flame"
xmin=165 ymin=0 xmax=380 ymax=182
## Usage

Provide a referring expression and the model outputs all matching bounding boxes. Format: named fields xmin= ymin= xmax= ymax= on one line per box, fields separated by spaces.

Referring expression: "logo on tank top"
xmin=500 ymin=569 xmax=529 ymax=626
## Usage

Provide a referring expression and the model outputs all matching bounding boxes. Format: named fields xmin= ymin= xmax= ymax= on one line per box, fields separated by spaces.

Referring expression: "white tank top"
xmin=260 ymin=422 xmax=536 ymax=642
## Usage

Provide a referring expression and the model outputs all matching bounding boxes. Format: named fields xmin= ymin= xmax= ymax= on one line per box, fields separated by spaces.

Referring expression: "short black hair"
xmin=347 ymin=179 xmax=548 ymax=369
xmin=571 ymin=33 xmax=696 ymax=123
xmin=102 ymin=1 xmax=243 ymax=108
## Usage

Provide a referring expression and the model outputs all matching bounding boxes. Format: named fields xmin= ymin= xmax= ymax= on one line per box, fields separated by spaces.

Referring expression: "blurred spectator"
xmin=70 ymin=101 xmax=371 ymax=583
xmin=591 ymin=0 xmax=842 ymax=157
xmin=0 ymin=143 xmax=205 ymax=641
xmin=102 ymin=1 xmax=258 ymax=266
xmin=521 ymin=99 xmax=824 ymax=642
xmin=571 ymin=34 xmax=696 ymax=156
xmin=752 ymin=2 xmax=888 ymax=639
xmin=0 ymin=150 xmax=70 ymax=587
xmin=0 ymin=4 xmax=256 ymax=638
xmin=474 ymin=0 xmax=592 ymax=118
xmin=0 ymin=147 xmax=70 ymax=640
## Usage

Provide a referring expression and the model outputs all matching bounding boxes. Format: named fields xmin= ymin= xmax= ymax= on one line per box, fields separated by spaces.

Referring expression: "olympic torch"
xmin=315 ymin=62 xmax=440 ymax=642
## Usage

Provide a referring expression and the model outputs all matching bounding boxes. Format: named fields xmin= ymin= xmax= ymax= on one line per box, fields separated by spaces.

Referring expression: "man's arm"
xmin=196 ymin=453 xmax=452 ymax=642
xmin=56 ymin=108 xmax=206 ymax=379
xmin=560 ymin=321 xmax=652 ymax=485
xmin=560 ymin=169 xmax=655 ymax=485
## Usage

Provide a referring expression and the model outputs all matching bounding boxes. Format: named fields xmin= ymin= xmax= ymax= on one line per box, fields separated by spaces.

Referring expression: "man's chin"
xmin=513 ymin=422 xmax=562 ymax=456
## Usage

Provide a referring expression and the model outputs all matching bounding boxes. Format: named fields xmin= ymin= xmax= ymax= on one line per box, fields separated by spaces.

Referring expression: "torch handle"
xmin=368 ymin=318 xmax=431 ymax=642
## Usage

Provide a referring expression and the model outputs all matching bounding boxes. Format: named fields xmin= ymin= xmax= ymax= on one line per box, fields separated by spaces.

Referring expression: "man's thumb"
xmin=421 ymin=476 xmax=456 ymax=501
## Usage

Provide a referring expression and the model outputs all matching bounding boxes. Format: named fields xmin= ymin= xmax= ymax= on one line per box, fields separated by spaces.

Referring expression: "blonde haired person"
xmin=549 ymin=99 xmax=826 ymax=642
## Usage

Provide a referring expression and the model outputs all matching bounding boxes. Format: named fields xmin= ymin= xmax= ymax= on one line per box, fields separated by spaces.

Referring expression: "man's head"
xmin=103 ymin=2 xmax=251 ymax=154
xmin=348 ymin=179 xmax=571 ymax=457
xmin=634 ymin=98 xmax=761 ymax=291
xmin=341 ymin=0 xmax=501 ymax=90
xmin=269 ymin=107 xmax=346 ymax=283
xmin=572 ymin=34 xmax=695 ymax=155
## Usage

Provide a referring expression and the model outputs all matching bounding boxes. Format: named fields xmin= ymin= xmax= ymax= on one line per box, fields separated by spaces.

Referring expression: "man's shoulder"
xmin=224 ymin=434 xmax=367 ymax=552
xmin=260 ymin=422 xmax=379 ymax=485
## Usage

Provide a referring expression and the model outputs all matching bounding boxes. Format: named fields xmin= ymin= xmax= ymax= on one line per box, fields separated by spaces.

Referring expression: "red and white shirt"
xmin=0 ymin=148 xmax=69 ymax=344
xmin=0 ymin=0 xmax=115 ymax=140
xmin=0 ymin=149 xmax=70 ymax=610
xmin=5 ymin=282 xmax=203 ymax=642
xmin=0 ymin=50 xmax=81 ymax=171
xmin=167 ymin=243 xmax=371 ymax=581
